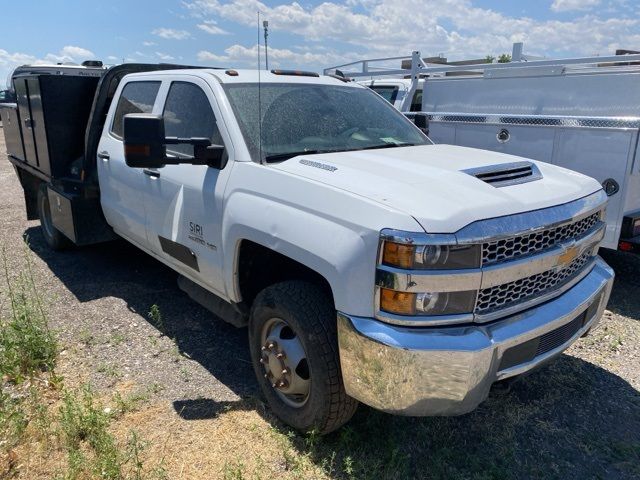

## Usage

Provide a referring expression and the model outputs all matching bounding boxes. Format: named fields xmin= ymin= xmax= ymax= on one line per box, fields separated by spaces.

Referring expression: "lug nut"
xmin=281 ymin=368 xmax=290 ymax=375
xmin=268 ymin=342 xmax=276 ymax=349
xmin=276 ymin=352 xmax=286 ymax=359
xmin=261 ymin=346 xmax=267 ymax=351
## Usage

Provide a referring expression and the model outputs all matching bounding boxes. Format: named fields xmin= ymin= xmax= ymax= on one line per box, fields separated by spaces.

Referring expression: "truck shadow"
xmin=24 ymin=226 xmax=258 ymax=403
xmin=600 ymin=249 xmax=640 ymax=322
xmin=299 ymin=355 xmax=640 ymax=479
xmin=25 ymin=227 xmax=640 ymax=478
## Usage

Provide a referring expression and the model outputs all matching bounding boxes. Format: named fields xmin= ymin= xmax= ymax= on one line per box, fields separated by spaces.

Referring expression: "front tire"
xmin=37 ymin=183 xmax=71 ymax=251
xmin=249 ymin=281 xmax=358 ymax=434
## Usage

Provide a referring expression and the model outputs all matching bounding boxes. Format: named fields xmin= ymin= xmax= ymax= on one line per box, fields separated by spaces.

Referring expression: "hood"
xmin=271 ymin=144 xmax=602 ymax=233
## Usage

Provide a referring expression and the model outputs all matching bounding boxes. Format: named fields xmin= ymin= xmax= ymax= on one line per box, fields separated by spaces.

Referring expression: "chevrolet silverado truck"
xmin=1 ymin=63 xmax=614 ymax=434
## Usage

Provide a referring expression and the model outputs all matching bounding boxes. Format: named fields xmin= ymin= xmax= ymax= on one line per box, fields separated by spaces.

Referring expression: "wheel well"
xmin=237 ymin=240 xmax=334 ymax=307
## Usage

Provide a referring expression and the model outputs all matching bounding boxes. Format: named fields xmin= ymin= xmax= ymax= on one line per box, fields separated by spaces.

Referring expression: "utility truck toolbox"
xmin=1 ymin=63 xmax=614 ymax=434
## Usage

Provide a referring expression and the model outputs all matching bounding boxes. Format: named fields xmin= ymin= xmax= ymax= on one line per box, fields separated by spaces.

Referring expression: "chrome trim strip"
xmin=480 ymin=223 xmax=605 ymax=289
xmin=379 ymin=230 xmax=457 ymax=246
xmin=379 ymin=190 xmax=606 ymax=246
xmin=455 ymin=190 xmax=607 ymax=244
xmin=426 ymin=112 xmax=640 ymax=130
xmin=376 ymin=265 xmax=481 ymax=292
xmin=375 ymin=257 xmax=597 ymax=326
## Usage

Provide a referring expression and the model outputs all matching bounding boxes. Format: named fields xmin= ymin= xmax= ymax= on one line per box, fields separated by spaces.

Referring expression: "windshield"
xmin=224 ymin=83 xmax=430 ymax=162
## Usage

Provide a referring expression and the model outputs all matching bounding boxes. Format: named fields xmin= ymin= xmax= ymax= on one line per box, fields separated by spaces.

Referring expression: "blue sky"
xmin=2 ymin=0 xmax=639 ymax=85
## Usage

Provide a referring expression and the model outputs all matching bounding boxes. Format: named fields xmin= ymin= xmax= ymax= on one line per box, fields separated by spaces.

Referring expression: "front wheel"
xmin=37 ymin=183 xmax=71 ymax=251
xmin=248 ymin=281 xmax=358 ymax=434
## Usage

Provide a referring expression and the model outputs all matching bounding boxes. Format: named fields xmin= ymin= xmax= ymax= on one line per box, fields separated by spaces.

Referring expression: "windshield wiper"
xmin=264 ymin=149 xmax=333 ymax=163
xmin=357 ymin=142 xmax=416 ymax=151
xmin=264 ymin=143 xmax=417 ymax=163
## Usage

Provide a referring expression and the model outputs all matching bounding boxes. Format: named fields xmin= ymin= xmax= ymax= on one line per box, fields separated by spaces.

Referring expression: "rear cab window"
xmin=162 ymin=81 xmax=223 ymax=157
xmin=110 ymin=81 xmax=161 ymax=138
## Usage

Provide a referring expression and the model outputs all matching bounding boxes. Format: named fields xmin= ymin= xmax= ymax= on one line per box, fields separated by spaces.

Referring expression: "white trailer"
xmin=326 ymin=45 xmax=640 ymax=253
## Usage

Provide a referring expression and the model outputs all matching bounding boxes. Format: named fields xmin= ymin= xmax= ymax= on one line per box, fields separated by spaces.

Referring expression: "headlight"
xmin=377 ymin=230 xmax=480 ymax=319
xmin=380 ymin=288 xmax=477 ymax=316
xmin=382 ymin=242 xmax=481 ymax=270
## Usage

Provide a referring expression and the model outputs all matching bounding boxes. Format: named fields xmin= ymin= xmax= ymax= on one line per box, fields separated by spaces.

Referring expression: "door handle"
xmin=143 ymin=169 xmax=160 ymax=178
xmin=97 ymin=151 xmax=110 ymax=161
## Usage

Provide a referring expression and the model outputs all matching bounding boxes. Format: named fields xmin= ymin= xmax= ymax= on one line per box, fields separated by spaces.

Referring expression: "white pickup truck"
xmin=1 ymin=63 xmax=614 ymax=434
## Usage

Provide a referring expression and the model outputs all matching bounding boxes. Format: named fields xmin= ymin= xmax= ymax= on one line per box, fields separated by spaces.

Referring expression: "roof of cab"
xmin=125 ymin=68 xmax=359 ymax=87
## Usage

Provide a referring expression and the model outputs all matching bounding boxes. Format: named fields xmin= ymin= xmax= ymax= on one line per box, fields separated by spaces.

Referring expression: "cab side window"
xmin=163 ymin=82 xmax=223 ymax=157
xmin=111 ymin=81 xmax=161 ymax=138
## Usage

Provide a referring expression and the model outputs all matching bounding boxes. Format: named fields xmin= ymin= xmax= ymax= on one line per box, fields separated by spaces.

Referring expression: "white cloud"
xmin=197 ymin=20 xmax=229 ymax=35
xmin=185 ymin=0 xmax=640 ymax=62
xmin=197 ymin=44 xmax=346 ymax=68
xmin=152 ymin=28 xmax=192 ymax=40
xmin=551 ymin=0 xmax=600 ymax=12
xmin=60 ymin=46 xmax=95 ymax=59
xmin=156 ymin=51 xmax=176 ymax=61
xmin=0 ymin=46 xmax=96 ymax=88
xmin=44 ymin=45 xmax=96 ymax=63
xmin=142 ymin=41 xmax=157 ymax=47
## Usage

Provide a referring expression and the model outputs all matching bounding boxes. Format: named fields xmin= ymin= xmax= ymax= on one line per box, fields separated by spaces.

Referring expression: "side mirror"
xmin=123 ymin=113 xmax=227 ymax=169
xmin=123 ymin=114 xmax=167 ymax=168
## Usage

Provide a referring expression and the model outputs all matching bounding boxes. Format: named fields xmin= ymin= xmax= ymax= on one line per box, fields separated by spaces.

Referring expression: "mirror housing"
xmin=123 ymin=114 xmax=168 ymax=168
xmin=123 ymin=113 xmax=227 ymax=169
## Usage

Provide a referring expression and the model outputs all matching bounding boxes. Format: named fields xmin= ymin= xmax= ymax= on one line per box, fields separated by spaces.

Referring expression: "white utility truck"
xmin=326 ymin=45 xmax=640 ymax=255
xmin=1 ymin=63 xmax=614 ymax=434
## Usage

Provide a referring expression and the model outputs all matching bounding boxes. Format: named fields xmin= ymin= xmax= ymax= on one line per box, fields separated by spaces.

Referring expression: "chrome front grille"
xmin=475 ymin=252 xmax=592 ymax=315
xmin=482 ymin=212 xmax=601 ymax=266
xmin=374 ymin=191 xmax=607 ymax=327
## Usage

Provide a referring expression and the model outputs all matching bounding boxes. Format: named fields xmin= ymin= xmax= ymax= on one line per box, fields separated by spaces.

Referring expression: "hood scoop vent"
xmin=463 ymin=161 xmax=542 ymax=188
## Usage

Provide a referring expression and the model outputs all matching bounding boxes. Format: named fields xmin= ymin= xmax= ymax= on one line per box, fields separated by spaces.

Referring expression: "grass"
xmin=0 ymin=245 xmax=57 ymax=383
xmin=0 ymin=243 xmax=166 ymax=479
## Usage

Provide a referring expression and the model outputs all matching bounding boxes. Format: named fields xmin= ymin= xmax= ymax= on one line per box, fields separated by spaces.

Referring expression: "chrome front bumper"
xmin=337 ymin=256 xmax=614 ymax=416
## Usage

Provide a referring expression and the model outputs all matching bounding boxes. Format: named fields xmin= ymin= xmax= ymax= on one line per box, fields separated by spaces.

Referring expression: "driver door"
xmin=143 ymin=78 xmax=232 ymax=297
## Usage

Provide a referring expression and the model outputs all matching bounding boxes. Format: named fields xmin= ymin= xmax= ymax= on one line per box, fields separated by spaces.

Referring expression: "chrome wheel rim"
xmin=259 ymin=317 xmax=310 ymax=408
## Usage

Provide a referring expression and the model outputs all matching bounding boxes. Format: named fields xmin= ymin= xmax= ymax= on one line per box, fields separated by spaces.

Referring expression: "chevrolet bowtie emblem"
xmin=558 ymin=245 xmax=579 ymax=268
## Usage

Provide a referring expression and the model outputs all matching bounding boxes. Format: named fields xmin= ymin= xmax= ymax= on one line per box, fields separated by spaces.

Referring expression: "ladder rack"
xmin=323 ymin=43 xmax=640 ymax=79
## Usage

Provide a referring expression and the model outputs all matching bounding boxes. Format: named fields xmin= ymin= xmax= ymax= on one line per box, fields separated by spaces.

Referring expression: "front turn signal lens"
xmin=380 ymin=288 xmax=416 ymax=315
xmin=382 ymin=242 xmax=415 ymax=269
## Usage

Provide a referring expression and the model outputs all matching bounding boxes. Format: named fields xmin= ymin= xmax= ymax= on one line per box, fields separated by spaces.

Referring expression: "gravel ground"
xmin=1 ymin=131 xmax=639 ymax=479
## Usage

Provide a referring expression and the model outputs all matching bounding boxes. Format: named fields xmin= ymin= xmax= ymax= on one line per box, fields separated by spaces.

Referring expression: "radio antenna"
xmin=257 ymin=11 xmax=264 ymax=165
